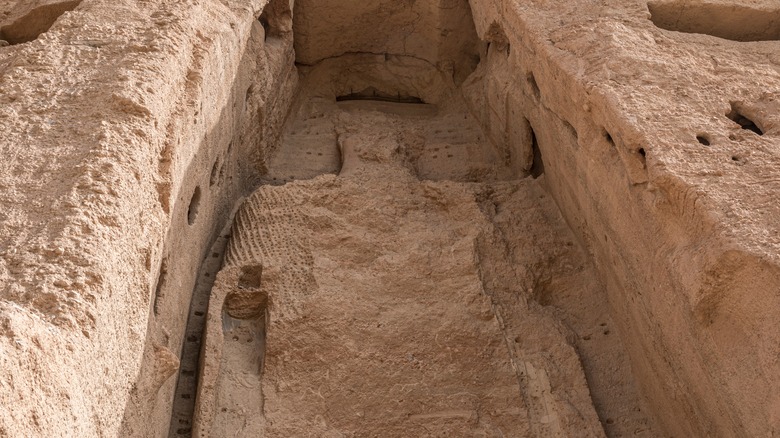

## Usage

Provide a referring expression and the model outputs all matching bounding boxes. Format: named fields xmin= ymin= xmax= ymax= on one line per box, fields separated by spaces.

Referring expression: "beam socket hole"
xmin=527 ymin=72 xmax=541 ymax=100
xmin=187 ymin=187 xmax=202 ymax=226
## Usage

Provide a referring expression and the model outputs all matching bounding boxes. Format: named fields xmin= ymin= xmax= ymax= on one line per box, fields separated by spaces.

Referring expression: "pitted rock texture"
xmin=0 ymin=0 xmax=296 ymax=436
xmin=1 ymin=0 xmax=779 ymax=436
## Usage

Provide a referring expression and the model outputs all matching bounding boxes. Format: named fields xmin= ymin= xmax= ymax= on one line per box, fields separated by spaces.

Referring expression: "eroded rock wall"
xmin=465 ymin=0 xmax=780 ymax=436
xmin=0 ymin=0 xmax=83 ymax=44
xmin=193 ymin=106 xmax=609 ymax=437
xmin=0 ymin=0 xmax=778 ymax=436
xmin=0 ymin=0 xmax=296 ymax=436
xmin=293 ymin=0 xmax=480 ymax=85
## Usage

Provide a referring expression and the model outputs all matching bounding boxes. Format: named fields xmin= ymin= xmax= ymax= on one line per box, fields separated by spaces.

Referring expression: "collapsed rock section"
xmin=193 ymin=31 xmax=658 ymax=431
xmin=194 ymin=108 xmax=610 ymax=436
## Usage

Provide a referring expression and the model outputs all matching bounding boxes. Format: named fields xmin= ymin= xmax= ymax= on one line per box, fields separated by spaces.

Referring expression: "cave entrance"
xmin=728 ymin=104 xmax=764 ymax=136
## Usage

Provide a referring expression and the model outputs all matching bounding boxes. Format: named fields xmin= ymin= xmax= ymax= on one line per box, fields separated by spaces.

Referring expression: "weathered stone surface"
xmin=0 ymin=0 xmax=778 ymax=436
xmin=0 ymin=0 xmax=296 ymax=435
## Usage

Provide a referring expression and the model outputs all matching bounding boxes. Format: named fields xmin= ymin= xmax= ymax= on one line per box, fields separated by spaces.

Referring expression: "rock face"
xmin=0 ymin=0 xmax=778 ymax=437
xmin=292 ymin=0 xmax=481 ymax=85
xmin=193 ymin=100 xmax=612 ymax=437
xmin=463 ymin=2 xmax=780 ymax=436
xmin=0 ymin=0 xmax=82 ymax=44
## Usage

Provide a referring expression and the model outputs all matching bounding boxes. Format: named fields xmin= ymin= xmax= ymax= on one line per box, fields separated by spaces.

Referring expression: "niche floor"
xmin=190 ymin=88 xmax=659 ymax=437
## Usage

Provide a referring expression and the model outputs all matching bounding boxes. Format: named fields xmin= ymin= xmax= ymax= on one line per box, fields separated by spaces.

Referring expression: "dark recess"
xmin=727 ymin=105 xmax=764 ymax=136
xmin=153 ymin=258 xmax=169 ymax=315
xmin=337 ymin=87 xmax=426 ymax=104
xmin=530 ymin=126 xmax=545 ymax=178
xmin=259 ymin=10 xmax=271 ymax=41
xmin=187 ymin=187 xmax=202 ymax=226
xmin=564 ymin=120 xmax=578 ymax=140
xmin=637 ymin=148 xmax=647 ymax=167
xmin=527 ymin=72 xmax=541 ymax=100
xmin=604 ymin=130 xmax=615 ymax=147
xmin=210 ymin=158 xmax=221 ymax=187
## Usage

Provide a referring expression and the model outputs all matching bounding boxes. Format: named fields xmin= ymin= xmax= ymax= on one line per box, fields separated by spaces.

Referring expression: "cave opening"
xmin=638 ymin=147 xmax=647 ymax=167
xmin=728 ymin=105 xmax=764 ymax=136
xmin=258 ymin=12 xmax=270 ymax=41
xmin=258 ymin=0 xmax=292 ymax=41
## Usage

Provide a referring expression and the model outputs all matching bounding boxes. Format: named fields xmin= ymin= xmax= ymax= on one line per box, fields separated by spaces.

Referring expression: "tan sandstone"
xmin=0 ymin=0 xmax=778 ymax=437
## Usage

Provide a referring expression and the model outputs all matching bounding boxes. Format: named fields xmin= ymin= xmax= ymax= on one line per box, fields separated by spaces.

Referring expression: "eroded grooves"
xmin=225 ymin=188 xmax=316 ymax=294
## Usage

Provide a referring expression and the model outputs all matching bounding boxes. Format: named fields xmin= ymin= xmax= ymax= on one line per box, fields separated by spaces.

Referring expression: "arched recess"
xmin=292 ymin=0 xmax=480 ymax=84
